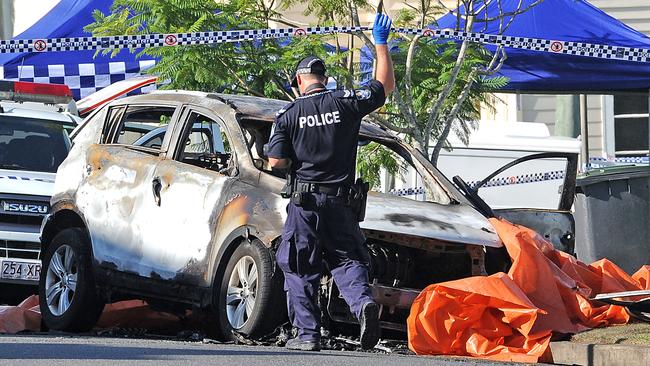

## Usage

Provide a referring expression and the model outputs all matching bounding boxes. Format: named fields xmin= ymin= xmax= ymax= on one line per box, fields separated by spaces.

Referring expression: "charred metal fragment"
xmin=593 ymin=290 xmax=650 ymax=322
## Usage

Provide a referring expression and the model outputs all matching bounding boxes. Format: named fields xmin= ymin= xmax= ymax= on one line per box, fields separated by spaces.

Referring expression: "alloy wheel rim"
xmin=225 ymin=255 xmax=258 ymax=329
xmin=45 ymin=244 xmax=78 ymax=316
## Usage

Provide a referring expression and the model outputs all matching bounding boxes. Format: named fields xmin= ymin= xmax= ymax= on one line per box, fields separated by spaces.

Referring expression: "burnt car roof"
xmin=209 ymin=93 xmax=285 ymax=122
xmin=209 ymin=93 xmax=397 ymax=140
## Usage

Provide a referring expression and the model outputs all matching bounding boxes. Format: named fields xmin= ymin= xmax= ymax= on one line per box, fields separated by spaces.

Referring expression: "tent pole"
xmin=0 ymin=1 xmax=13 ymax=39
xmin=580 ymin=94 xmax=590 ymax=170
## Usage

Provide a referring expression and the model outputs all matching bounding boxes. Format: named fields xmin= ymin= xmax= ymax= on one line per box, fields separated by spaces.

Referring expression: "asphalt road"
xmin=0 ymin=334 xmax=537 ymax=366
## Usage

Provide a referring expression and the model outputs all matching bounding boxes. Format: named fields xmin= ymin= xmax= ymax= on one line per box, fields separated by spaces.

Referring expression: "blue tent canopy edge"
xmin=435 ymin=0 xmax=650 ymax=93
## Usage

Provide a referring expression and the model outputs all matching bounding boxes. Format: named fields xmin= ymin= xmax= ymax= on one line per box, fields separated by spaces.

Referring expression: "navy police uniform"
xmin=266 ymin=79 xmax=386 ymax=342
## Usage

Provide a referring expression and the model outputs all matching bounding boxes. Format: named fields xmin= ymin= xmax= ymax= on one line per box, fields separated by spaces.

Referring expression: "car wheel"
xmin=217 ymin=239 xmax=285 ymax=339
xmin=38 ymin=228 xmax=104 ymax=332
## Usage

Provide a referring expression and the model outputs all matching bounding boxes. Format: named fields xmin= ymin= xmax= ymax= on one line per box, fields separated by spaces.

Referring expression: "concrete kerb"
xmin=550 ymin=341 xmax=650 ymax=366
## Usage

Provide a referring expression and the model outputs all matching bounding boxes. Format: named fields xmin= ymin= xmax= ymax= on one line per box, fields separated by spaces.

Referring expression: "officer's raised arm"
xmin=372 ymin=13 xmax=395 ymax=96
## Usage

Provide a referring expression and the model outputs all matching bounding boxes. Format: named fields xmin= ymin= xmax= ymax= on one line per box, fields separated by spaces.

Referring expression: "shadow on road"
xmin=0 ymin=341 xmax=364 ymax=360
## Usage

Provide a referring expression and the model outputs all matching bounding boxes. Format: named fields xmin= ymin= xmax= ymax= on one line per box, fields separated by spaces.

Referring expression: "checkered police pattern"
xmin=430 ymin=29 xmax=650 ymax=62
xmin=389 ymin=169 xmax=566 ymax=197
xmin=0 ymin=27 xmax=370 ymax=54
xmin=589 ymin=157 xmax=650 ymax=168
xmin=1 ymin=26 xmax=649 ymax=63
xmin=0 ymin=60 xmax=157 ymax=100
xmin=388 ymin=187 xmax=427 ymax=197
xmin=468 ymin=170 xmax=566 ymax=189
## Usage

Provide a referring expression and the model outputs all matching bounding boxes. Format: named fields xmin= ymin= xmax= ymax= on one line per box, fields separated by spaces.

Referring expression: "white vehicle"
xmin=385 ymin=121 xmax=581 ymax=210
xmin=0 ymin=80 xmax=80 ymax=303
xmin=438 ymin=121 xmax=581 ymax=209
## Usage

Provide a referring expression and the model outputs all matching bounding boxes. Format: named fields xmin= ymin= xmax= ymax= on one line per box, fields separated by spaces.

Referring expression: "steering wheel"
xmin=452 ymin=175 xmax=495 ymax=218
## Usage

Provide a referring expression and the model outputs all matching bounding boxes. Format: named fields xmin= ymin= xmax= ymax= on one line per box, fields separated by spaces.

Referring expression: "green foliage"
xmin=85 ymin=0 xmax=353 ymax=99
xmin=387 ymin=7 xmax=509 ymax=150
xmin=356 ymin=142 xmax=403 ymax=190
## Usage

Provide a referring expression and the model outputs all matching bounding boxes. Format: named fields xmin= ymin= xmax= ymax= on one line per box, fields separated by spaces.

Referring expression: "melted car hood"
xmin=361 ymin=192 xmax=501 ymax=247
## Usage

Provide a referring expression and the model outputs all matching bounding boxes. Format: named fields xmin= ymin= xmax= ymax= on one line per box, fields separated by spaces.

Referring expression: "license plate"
xmin=1 ymin=259 xmax=41 ymax=281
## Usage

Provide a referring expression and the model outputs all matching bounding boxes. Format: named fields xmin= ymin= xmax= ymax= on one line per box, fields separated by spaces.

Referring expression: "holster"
xmin=282 ymin=172 xmax=310 ymax=206
xmin=349 ymin=178 xmax=370 ymax=222
xmin=281 ymin=172 xmax=295 ymax=199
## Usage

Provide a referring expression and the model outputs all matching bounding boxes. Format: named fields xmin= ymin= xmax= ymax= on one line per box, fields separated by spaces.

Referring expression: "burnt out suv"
xmin=39 ymin=91 xmax=577 ymax=336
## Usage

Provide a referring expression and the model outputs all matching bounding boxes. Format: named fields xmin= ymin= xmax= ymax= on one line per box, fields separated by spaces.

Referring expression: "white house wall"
xmin=517 ymin=94 xmax=605 ymax=158
xmin=590 ymin=0 xmax=650 ymax=35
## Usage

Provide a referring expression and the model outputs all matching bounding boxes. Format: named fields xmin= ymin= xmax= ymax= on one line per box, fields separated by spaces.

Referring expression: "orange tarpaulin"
xmin=408 ymin=218 xmax=650 ymax=362
xmin=0 ymin=297 xmax=191 ymax=334
xmin=408 ymin=273 xmax=551 ymax=363
xmin=633 ymin=265 xmax=650 ymax=289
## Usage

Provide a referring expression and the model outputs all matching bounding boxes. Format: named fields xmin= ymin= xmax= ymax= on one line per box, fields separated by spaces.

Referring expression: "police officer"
xmin=266 ymin=13 xmax=395 ymax=352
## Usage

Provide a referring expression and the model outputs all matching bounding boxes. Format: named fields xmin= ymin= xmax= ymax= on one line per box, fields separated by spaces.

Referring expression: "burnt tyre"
xmin=38 ymin=228 xmax=104 ymax=332
xmin=217 ymin=239 xmax=285 ymax=339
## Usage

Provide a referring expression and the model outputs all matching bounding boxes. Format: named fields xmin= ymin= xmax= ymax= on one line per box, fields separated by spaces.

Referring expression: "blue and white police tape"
xmin=588 ymin=156 xmax=650 ymax=167
xmin=1 ymin=26 xmax=650 ymax=64
xmin=389 ymin=169 xmax=566 ymax=197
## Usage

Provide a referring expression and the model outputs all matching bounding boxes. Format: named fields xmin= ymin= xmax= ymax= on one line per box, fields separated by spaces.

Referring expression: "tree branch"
xmin=366 ymin=113 xmax=413 ymax=135
xmin=424 ymin=38 xmax=471 ymax=138
xmin=480 ymin=45 xmax=507 ymax=75
xmin=402 ymin=35 xmax=421 ymax=124
xmin=472 ymin=0 xmax=544 ymax=24
xmin=271 ymin=75 xmax=295 ymax=101
xmin=430 ymin=69 xmax=479 ymax=165
xmin=350 ymin=3 xmax=375 ymax=57
xmin=392 ymin=86 xmax=420 ymax=135
xmin=215 ymin=57 xmax=266 ymax=97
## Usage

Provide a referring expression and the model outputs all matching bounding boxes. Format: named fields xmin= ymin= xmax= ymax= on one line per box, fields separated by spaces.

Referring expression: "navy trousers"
xmin=276 ymin=193 xmax=374 ymax=341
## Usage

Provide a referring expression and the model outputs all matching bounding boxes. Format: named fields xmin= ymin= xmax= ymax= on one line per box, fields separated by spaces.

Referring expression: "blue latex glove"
xmin=372 ymin=13 xmax=392 ymax=45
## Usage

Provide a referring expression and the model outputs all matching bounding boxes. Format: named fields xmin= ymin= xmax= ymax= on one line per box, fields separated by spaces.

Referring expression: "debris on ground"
xmin=593 ymin=290 xmax=650 ymax=322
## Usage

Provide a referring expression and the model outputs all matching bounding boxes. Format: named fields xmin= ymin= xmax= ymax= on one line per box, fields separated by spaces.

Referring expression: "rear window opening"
xmin=0 ymin=116 xmax=71 ymax=173
xmin=240 ymin=118 xmax=276 ymax=174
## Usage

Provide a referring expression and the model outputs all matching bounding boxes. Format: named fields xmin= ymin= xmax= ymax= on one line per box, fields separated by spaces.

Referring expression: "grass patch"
xmin=571 ymin=322 xmax=650 ymax=346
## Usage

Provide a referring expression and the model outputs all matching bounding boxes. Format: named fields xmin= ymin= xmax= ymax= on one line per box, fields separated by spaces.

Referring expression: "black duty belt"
xmin=295 ymin=182 xmax=349 ymax=197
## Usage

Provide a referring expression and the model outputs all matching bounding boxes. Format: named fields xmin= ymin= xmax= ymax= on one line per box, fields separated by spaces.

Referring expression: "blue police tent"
xmin=435 ymin=0 xmax=650 ymax=93
xmin=360 ymin=0 xmax=650 ymax=93
xmin=0 ymin=0 xmax=157 ymax=100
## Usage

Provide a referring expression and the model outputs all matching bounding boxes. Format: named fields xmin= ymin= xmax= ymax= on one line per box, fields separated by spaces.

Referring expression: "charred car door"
xmin=80 ymin=103 xmax=180 ymax=276
xmin=452 ymin=152 xmax=578 ymax=254
xmin=138 ymin=107 xmax=238 ymax=289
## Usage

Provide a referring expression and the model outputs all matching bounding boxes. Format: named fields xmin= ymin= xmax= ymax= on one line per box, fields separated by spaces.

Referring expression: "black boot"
xmin=285 ymin=337 xmax=321 ymax=352
xmin=359 ymin=302 xmax=380 ymax=350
